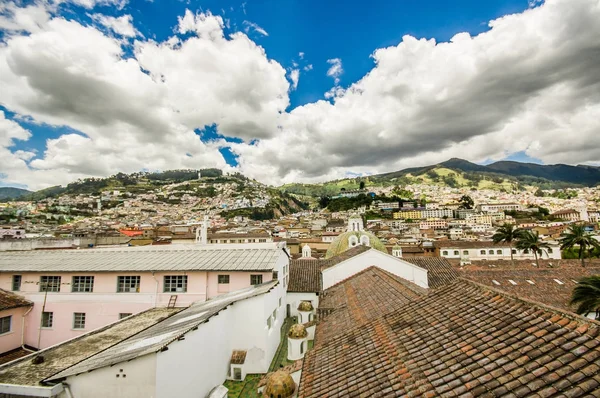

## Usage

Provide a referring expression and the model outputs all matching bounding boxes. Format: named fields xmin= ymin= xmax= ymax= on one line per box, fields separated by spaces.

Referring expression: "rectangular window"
xmin=259 ymin=239 xmax=266 ymax=243
xmin=73 ymin=313 xmax=86 ymax=329
xmin=164 ymin=275 xmax=188 ymax=293
xmin=40 ymin=276 xmax=61 ymax=292
xmin=0 ymin=316 xmax=11 ymax=334
xmin=117 ymin=276 xmax=140 ymax=293
xmin=12 ymin=275 xmax=21 ymax=292
xmin=41 ymin=312 xmax=53 ymax=328
xmin=119 ymin=313 xmax=132 ymax=320
xmin=267 ymin=316 xmax=272 ymax=329
xmin=218 ymin=275 xmax=230 ymax=284
xmin=272 ymin=271 xmax=278 ymax=280
xmin=12 ymin=275 xmax=22 ymax=292
xmin=72 ymin=276 xmax=94 ymax=293
xmin=250 ymin=275 xmax=263 ymax=285
xmin=272 ymin=309 xmax=277 ymax=321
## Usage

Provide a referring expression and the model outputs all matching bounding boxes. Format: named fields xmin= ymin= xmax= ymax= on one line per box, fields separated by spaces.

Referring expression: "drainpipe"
xmin=205 ymin=272 xmax=209 ymax=301
xmin=62 ymin=383 xmax=74 ymax=398
xmin=151 ymin=272 xmax=159 ymax=308
xmin=21 ymin=305 xmax=34 ymax=352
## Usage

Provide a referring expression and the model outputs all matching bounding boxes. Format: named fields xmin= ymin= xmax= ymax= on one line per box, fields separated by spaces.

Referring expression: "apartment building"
xmin=0 ymin=243 xmax=289 ymax=350
xmin=476 ymin=203 xmax=523 ymax=212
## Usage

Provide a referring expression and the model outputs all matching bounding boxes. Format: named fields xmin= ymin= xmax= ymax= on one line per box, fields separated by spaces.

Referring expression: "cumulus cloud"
xmin=2 ymin=0 xmax=600 ymax=189
xmin=326 ymin=58 xmax=343 ymax=84
xmin=69 ymin=0 xmax=128 ymax=10
xmin=289 ymin=69 xmax=299 ymax=90
xmin=232 ymin=0 xmax=600 ymax=184
xmin=243 ymin=20 xmax=268 ymax=36
xmin=90 ymin=13 xmax=139 ymax=37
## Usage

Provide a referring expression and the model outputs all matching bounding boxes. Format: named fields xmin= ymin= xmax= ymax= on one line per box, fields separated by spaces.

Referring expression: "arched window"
xmin=488 ymin=250 xmax=494 ymax=255
xmin=348 ymin=235 xmax=358 ymax=247
xmin=360 ymin=235 xmax=370 ymax=246
xmin=463 ymin=250 xmax=469 ymax=255
xmin=547 ymin=248 xmax=553 ymax=253
xmin=454 ymin=250 xmax=459 ymax=255
xmin=496 ymin=250 xmax=502 ymax=254
xmin=442 ymin=250 xmax=448 ymax=256
xmin=480 ymin=250 xmax=486 ymax=255
xmin=512 ymin=249 xmax=517 ymax=254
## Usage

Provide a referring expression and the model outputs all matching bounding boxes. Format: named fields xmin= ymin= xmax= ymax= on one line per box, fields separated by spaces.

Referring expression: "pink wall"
xmin=0 ymin=270 xmax=273 ymax=349
xmin=0 ymin=307 xmax=30 ymax=354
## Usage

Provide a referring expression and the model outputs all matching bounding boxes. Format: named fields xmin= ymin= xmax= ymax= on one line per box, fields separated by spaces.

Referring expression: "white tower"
xmin=347 ymin=214 xmax=364 ymax=232
xmin=301 ymin=244 xmax=312 ymax=258
xmin=195 ymin=215 xmax=209 ymax=245
xmin=392 ymin=245 xmax=403 ymax=258
xmin=287 ymin=324 xmax=308 ymax=361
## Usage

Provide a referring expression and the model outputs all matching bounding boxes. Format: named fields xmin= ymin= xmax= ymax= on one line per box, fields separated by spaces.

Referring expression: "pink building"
xmin=0 ymin=243 xmax=289 ymax=349
xmin=0 ymin=289 xmax=33 ymax=356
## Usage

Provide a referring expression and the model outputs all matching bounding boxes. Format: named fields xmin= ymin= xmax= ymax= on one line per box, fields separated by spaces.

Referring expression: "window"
xmin=233 ymin=367 xmax=242 ymax=380
xmin=512 ymin=249 xmax=517 ymax=254
xmin=442 ymin=251 xmax=448 ymax=256
xmin=267 ymin=316 xmax=272 ymax=329
xmin=119 ymin=313 xmax=132 ymax=320
xmin=279 ymin=298 xmax=282 ymax=307
xmin=40 ymin=276 xmax=61 ymax=292
xmin=488 ymin=250 xmax=494 ymax=255
xmin=72 ymin=276 xmax=94 ymax=293
xmin=251 ymin=275 xmax=263 ymax=285
xmin=12 ymin=275 xmax=21 ymax=292
xmin=548 ymin=248 xmax=553 ymax=253
xmin=259 ymin=239 xmax=267 ymax=243
xmin=0 ymin=316 xmax=11 ymax=334
xmin=463 ymin=250 xmax=469 ymax=255
xmin=73 ymin=313 xmax=86 ymax=329
xmin=164 ymin=275 xmax=188 ymax=293
xmin=41 ymin=312 xmax=53 ymax=328
xmin=496 ymin=250 xmax=502 ymax=255
xmin=480 ymin=250 xmax=486 ymax=255
xmin=117 ymin=276 xmax=140 ymax=293
xmin=453 ymin=251 xmax=459 ymax=255
xmin=272 ymin=309 xmax=277 ymax=321
xmin=218 ymin=275 xmax=230 ymax=284
xmin=272 ymin=271 xmax=279 ymax=280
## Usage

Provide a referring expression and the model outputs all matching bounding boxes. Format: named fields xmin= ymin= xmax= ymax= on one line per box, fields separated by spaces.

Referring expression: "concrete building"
xmin=476 ymin=203 xmax=523 ymax=212
xmin=0 ymin=281 xmax=284 ymax=398
xmin=434 ymin=240 xmax=562 ymax=262
xmin=0 ymin=243 xmax=289 ymax=349
xmin=0 ymin=226 xmax=25 ymax=240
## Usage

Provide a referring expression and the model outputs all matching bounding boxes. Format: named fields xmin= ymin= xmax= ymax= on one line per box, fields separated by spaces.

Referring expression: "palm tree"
xmin=514 ymin=230 xmax=550 ymax=268
xmin=492 ymin=223 xmax=522 ymax=262
xmin=559 ymin=225 xmax=600 ymax=268
xmin=569 ymin=276 xmax=600 ymax=317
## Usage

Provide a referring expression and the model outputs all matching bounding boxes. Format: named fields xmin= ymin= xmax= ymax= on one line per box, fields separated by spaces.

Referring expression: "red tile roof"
xmin=299 ymin=276 xmax=600 ymax=397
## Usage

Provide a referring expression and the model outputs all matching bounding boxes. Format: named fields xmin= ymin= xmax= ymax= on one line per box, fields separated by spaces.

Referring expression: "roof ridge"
xmin=458 ymin=277 xmax=600 ymax=327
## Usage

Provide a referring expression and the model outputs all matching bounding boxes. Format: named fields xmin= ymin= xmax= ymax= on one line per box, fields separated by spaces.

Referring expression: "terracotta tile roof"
xmin=230 ymin=350 xmax=247 ymax=365
xmin=459 ymin=266 xmax=600 ymax=313
xmin=0 ymin=289 xmax=32 ymax=312
xmin=299 ymin=277 xmax=600 ymax=397
xmin=315 ymin=266 xmax=427 ymax=344
xmin=288 ymin=260 xmax=322 ymax=293
xmin=402 ymin=257 xmax=459 ymax=288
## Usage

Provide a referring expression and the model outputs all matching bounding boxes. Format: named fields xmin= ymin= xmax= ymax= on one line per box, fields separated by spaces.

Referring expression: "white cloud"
xmin=326 ymin=58 xmax=343 ymax=84
xmin=68 ymin=0 xmax=128 ymax=10
xmin=289 ymin=69 xmax=299 ymax=90
xmin=243 ymin=20 xmax=268 ymax=36
xmin=90 ymin=14 xmax=139 ymax=37
xmin=2 ymin=0 xmax=600 ymax=189
xmin=303 ymin=64 xmax=313 ymax=71
xmin=298 ymin=52 xmax=304 ymax=59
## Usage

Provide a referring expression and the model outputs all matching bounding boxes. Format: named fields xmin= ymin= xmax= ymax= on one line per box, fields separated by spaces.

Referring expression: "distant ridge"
xmin=376 ymin=158 xmax=600 ymax=187
xmin=0 ymin=187 xmax=32 ymax=201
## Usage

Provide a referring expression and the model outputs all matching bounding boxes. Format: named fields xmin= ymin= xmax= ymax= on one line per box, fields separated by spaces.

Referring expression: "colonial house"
xmin=0 ymin=243 xmax=289 ymax=349
xmin=551 ymin=209 xmax=581 ymax=222
xmin=434 ymin=240 xmax=562 ymax=262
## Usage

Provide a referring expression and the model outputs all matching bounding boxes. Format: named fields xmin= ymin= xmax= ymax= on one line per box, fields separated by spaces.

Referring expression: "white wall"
xmin=322 ymin=251 xmax=429 ymax=289
xmin=286 ymin=293 xmax=319 ymax=320
xmin=65 ymin=353 xmax=157 ymax=398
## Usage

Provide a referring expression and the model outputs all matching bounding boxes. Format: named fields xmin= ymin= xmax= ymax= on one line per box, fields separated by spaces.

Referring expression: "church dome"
xmin=288 ymin=323 xmax=308 ymax=339
xmin=297 ymin=301 xmax=313 ymax=312
xmin=263 ymin=371 xmax=296 ymax=398
xmin=325 ymin=231 xmax=387 ymax=259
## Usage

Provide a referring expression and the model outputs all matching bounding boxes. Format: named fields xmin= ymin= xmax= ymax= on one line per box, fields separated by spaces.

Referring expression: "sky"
xmin=1 ymin=0 xmax=599 ymax=190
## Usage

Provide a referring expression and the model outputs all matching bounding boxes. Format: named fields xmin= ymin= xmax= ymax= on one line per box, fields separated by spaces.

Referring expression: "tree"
xmin=319 ymin=196 xmax=330 ymax=209
xmin=359 ymin=181 xmax=365 ymax=190
xmin=559 ymin=225 xmax=600 ymax=267
xmin=492 ymin=224 xmax=522 ymax=262
xmin=458 ymin=195 xmax=474 ymax=210
xmin=569 ymin=276 xmax=600 ymax=316
xmin=515 ymin=230 xmax=550 ymax=267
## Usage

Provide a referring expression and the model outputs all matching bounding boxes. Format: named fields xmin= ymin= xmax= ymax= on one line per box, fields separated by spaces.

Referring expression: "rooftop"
xmin=288 ymin=260 xmax=322 ymax=293
xmin=0 ymin=245 xmax=284 ymax=272
xmin=299 ymin=276 xmax=600 ymax=397
xmin=0 ymin=288 xmax=32 ymax=311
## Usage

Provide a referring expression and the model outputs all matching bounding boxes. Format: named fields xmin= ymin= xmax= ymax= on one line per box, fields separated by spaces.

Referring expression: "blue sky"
xmin=5 ymin=0 xmax=600 ymax=189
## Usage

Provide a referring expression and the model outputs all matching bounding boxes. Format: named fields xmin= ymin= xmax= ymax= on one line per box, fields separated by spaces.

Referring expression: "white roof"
xmin=0 ymin=244 xmax=284 ymax=272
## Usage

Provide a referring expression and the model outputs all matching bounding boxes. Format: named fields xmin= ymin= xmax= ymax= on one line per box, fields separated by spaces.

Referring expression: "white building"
xmin=0 ymin=281 xmax=284 ymax=398
xmin=476 ymin=203 xmax=523 ymax=213
xmin=436 ymin=241 xmax=562 ymax=262
xmin=0 ymin=226 xmax=25 ymax=240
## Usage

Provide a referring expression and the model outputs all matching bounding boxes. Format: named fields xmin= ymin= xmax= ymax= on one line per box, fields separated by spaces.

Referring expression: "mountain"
xmin=0 ymin=187 xmax=32 ymax=201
